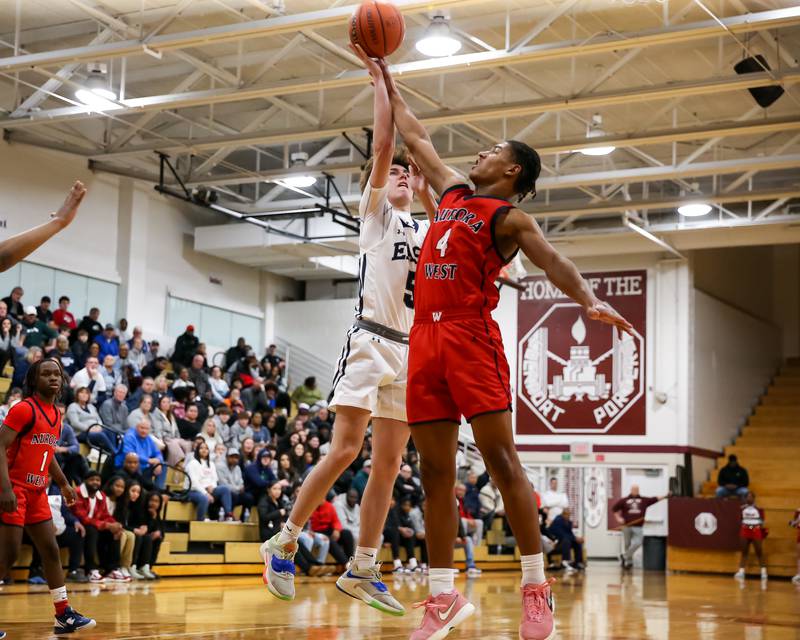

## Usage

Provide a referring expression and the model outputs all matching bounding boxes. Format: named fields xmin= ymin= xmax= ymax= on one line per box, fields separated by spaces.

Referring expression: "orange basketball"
xmin=349 ymin=1 xmax=405 ymax=59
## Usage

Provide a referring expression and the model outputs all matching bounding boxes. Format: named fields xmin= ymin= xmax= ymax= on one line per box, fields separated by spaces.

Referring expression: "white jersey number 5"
xmin=436 ymin=229 xmax=452 ymax=258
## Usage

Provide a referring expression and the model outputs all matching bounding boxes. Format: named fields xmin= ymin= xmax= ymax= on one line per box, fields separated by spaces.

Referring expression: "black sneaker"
xmin=67 ymin=569 xmax=90 ymax=584
xmin=54 ymin=606 xmax=96 ymax=635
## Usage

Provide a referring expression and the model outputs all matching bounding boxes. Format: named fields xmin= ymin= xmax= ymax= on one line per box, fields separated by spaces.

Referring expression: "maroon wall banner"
xmin=668 ymin=497 xmax=742 ymax=550
xmin=516 ymin=271 xmax=647 ymax=436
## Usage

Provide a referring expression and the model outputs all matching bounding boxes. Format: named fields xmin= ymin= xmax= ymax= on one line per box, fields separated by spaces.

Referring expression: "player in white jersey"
xmin=261 ymin=44 xmax=436 ymax=615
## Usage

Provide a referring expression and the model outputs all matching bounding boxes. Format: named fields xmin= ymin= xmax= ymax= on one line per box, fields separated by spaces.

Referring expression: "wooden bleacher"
xmin=668 ymin=358 xmax=800 ymax=578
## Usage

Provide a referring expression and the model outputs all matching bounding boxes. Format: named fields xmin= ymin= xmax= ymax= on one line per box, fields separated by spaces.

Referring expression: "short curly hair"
xmin=359 ymin=146 xmax=409 ymax=192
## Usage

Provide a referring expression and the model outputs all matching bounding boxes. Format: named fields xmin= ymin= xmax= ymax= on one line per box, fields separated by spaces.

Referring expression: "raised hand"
xmin=349 ymin=43 xmax=383 ymax=84
xmin=586 ymin=301 xmax=634 ymax=336
xmin=408 ymin=155 xmax=429 ymax=196
xmin=51 ymin=180 xmax=87 ymax=228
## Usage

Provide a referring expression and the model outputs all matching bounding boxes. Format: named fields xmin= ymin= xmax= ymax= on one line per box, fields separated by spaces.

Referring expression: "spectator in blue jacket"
xmin=55 ymin=421 xmax=88 ymax=486
xmin=94 ymin=323 xmax=120 ymax=360
xmin=464 ymin=470 xmax=488 ymax=517
xmin=549 ymin=508 xmax=584 ymax=571
xmin=116 ymin=417 xmax=165 ymax=488
xmin=244 ymin=448 xmax=276 ymax=497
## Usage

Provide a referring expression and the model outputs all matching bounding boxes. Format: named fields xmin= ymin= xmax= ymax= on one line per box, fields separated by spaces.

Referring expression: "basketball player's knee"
xmin=328 ymin=440 xmax=361 ymax=468
xmin=485 ymin=454 xmax=524 ymax=489
xmin=370 ymin=454 xmax=401 ymax=481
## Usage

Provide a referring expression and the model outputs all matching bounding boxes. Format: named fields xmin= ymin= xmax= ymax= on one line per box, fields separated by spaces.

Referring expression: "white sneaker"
xmin=120 ymin=568 xmax=132 ymax=580
xmin=760 ymin=567 xmax=768 ymax=580
xmin=107 ymin=570 xmax=131 ymax=583
xmin=734 ymin=568 xmax=746 ymax=580
xmin=129 ymin=566 xmax=145 ymax=580
xmin=467 ymin=567 xmax=482 ymax=577
xmin=140 ymin=565 xmax=157 ymax=580
xmin=88 ymin=570 xmax=105 ymax=584
xmin=791 ymin=574 xmax=800 ymax=585
xmin=243 ymin=509 xmax=251 ymax=522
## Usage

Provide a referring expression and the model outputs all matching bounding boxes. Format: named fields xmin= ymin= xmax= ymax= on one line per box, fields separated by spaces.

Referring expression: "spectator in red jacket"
xmin=52 ymin=296 xmax=77 ymax=330
xmin=309 ymin=497 xmax=354 ymax=565
xmin=70 ymin=471 xmax=128 ymax=583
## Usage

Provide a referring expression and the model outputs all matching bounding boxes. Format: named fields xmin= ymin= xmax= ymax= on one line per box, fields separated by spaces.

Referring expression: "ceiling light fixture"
xmin=578 ymin=114 xmax=615 ymax=156
xmin=282 ymin=152 xmax=317 ymax=188
xmin=75 ymin=63 xmax=116 ymax=109
xmin=677 ymin=203 xmax=712 ymax=217
xmin=416 ymin=15 xmax=462 ymax=57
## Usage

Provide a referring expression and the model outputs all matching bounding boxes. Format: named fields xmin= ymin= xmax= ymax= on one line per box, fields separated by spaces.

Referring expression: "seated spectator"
xmin=549 ymin=508 xmax=584 ymax=572
xmin=128 ymin=337 xmax=147 ymax=371
xmin=2 ymin=286 xmax=24 ymax=321
xmin=127 ymin=394 xmax=154 ymax=430
xmin=225 ymin=337 xmax=249 ymax=371
xmin=115 ymin=342 xmax=141 ymax=388
xmin=172 ymin=325 xmax=199 ymax=369
xmin=28 ymin=482 xmax=88 ymax=585
xmin=36 ymin=295 xmax=53 ymax=324
xmin=258 ymin=480 xmax=292 ymax=540
xmin=175 ymin=403 xmax=202 ymax=440
xmin=383 ymin=497 xmax=418 ymax=573
xmin=142 ymin=356 xmax=168 ymax=380
xmin=99 ymin=354 xmax=118 ymax=390
xmin=126 ymin=377 xmax=155 ymax=412
xmin=309 ymin=496 xmax=354 ymax=566
xmin=185 ymin=440 xmax=234 ymax=521
xmin=244 ymin=449 xmax=276 ymax=498
xmin=118 ymin=453 xmax=158 ymax=494
xmin=70 ymin=355 xmax=106 ymax=404
xmin=71 ymin=470 xmax=127 ymax=583
xmin=150 ymin=394 xmax=192 ymax=466
xmin=716 ymin=454 xmax=750 ymax=500
xmin=261 ymin=343 xmax=283 ymax=371
xmin=310 ymin=406 xmax=332 ymax=433
xmin=55 ymin=420 xmax=88 ymax=486
xmin=212 ymin=405 xmax=233 ymax=446
xmin=217 ymin=448 xmax=254 ymax=521
xmin=230 ymin=411 xmax=254 ymax=446
xmin=104 ymin=476 xmax=138 ymax=581
xmin=67 ymin=386 xmax=115 ymax=452
xmin=116 ymin=418 xmax=165 ymax=488
xmin=117 ymin=318 xmax=131 ymax=344
xmin=541 ymin=477 xmax=569 ymax=525
xmin=12 ymin=346 xmax=42 ymax=390
xmin=0 ymin=317 xmax=23 ymax=375
xmin=239 ymin=437 xmax=257 ymax=470
xmin=351 ymin=458 xmax=371 ymax=497
xmin=172 ymin=367 xmax=195 ymax=391
xmin=333 ymin=488 xmax=361 ymax=545
xmin=243 ymin=378 xmax=270 ymax=414
xmin=209 ymin=366 xmax=229 ymax=405
xmin=0 ymin=387 xmax=22 ymax=424
xmin=408 ymin=497 xmax=428 ymax=572
xmin=49 ymin=335 xmax=77 ymax=376
xmin=188 ymin=354 xmax=211 ymax=402
xmin=479 ymin=477 xmax=506 ymax=532
xmin=224 ymin=387 xmax=246 ymax=414
xmin=276 ymin=452 xmax=299 ymax=490
xmin=99 ymin=383 xmax=129 ymax=432
xmin=53 ymin=296 xmax=77 ymax=330
xmin=123 ymin=481 xmax=158 ymax=580
xmin=394 ymin=463 xmax=422 ymax=505
xmin=135 ymin=492 xmax=165 ymax=580
xmin=199 ymin=418 xmax=225 ymax=451
xmin=77 ymin=307 xmax=103 ymax=342
xmin=456 ymin=483 xmax=484 ymax=546
xmin=95 ymin=323 xmax=120 ymax=360
xmin=20 ymin=305 xmax=56 ymax=350
xmin=290 ymin=442 xmax=308 ymax=475
xmin=291 ymin=376 xmax=323 ymax=408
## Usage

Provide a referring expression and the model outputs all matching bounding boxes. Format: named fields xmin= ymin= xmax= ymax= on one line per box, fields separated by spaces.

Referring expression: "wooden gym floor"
xmin=1 ymin=564 xmax=799 ymax=639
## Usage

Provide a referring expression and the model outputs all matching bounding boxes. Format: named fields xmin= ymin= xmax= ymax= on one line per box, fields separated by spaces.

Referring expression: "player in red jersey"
xmin=0 ymin=362 xmax=96 ymax=635
xmin=377 ymin=61 xmax=632 ymax=640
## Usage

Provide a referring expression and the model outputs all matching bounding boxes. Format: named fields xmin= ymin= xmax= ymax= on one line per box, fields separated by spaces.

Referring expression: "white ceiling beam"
xmin=510 ymin=0 xmax=581 ymax=51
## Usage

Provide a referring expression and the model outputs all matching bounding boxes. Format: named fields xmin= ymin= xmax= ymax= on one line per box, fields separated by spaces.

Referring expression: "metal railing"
xmin=274 ymin=338 xmax=336 ymax=396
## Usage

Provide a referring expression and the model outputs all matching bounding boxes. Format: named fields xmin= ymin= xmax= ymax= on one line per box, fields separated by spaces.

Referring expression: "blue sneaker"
xmin=54 ymin=606 xmax=96 ymax=635
xmin=259 ymin=534 xmax=296 ymax=601
xmin=28 ymin=575 xmax=47 ymax=585
xmin=336 ymin=560 xmax=405 ymax=616
xmin=0 ymin=630 xmax=6 ymax=638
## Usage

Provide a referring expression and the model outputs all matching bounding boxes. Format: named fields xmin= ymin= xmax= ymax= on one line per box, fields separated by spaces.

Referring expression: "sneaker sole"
xmin=54 ymin=619 xmax=97 ymax=635
xmin=334 ymin=578 xmax=406 ymax=617
xmin=427 ymin=602 xmax=476 ymax=640
xmin=260 ymin=545 xmax=295 ymax=602
xmin=519 ymin=624 xmax=557 ymax=640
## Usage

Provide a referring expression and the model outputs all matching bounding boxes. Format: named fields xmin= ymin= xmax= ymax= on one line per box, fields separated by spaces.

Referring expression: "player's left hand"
xmin=586 ymin=300 xmax=634 ymax=336
xmin=51 ymin=180 xmax=86 ymax=228
xmin=61 ymin=483 xmax=77 ymax=507
xmin=349 ymin=43 xmax=383 ymax=83
xmin=408 ymin=156 xmax=429 ymax=195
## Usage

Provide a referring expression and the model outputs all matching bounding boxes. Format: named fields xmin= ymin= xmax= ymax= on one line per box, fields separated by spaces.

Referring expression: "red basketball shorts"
xmin=406 ymin=314 xmax=511 ymax=425
xmin=739 ymin=524 xmax=766 ymax=541
xmin=0 ymin=484 xmax=52 ymax=527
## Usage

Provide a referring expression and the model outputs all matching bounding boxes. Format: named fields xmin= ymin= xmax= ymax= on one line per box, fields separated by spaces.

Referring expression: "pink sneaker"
xmin=519 ymin=578 xmax=556 ymax=640
xmin=409 ymin=590 xmax=475 ymax=640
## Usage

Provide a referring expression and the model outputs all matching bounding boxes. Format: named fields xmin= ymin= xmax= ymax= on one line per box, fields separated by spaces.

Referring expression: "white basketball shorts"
xmin=329 ymin=325 xmax=408 ymax=422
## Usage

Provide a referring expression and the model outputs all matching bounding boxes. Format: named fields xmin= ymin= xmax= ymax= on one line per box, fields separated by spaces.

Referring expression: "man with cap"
xmin=20 ymin=305 xmax=57 ymax=350
xmin=173 ymin=325 xmax=199 ymax=369
xmin=94 ymin=323 xmax=120 ymax=360
xmin=216 ymin=448 xmax=254 ymax=521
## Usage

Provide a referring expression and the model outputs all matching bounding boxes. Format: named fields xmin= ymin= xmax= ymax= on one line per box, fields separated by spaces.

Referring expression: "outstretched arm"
xmin=499 ymin=209 xmax=634 ymax=335
xmin=408 ymin=156 xmax=437 ymax=224
xmin=0 ymin=181 xmax=86 ymax=272
xmin=378 ymin=60 xmax=461 ymax=196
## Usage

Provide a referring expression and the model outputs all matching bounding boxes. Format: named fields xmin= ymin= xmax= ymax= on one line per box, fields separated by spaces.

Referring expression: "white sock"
xmin=277 ymin=519 xmax=302 ymax=546
xmin=51 ymin=586 xmax=68 ymax=603
xmin=354 ymin=546 xmax=379 ymax=571
xmin=429 ymin=568 xmax=455 ymax=596
xmin=520 ymin=553 xmax=546 ymax=586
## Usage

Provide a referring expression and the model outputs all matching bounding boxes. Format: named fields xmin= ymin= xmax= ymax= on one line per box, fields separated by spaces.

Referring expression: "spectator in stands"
xmin=0 ymin=387 xmax=22 ymax=424
xmin=100 ymin=384 xmax=129 ymax=432
xmin=243 ymin=378 xmax=270 ymax=414
xmin=119 ymin=453 xmax=157 ymax=494
xmin=117 ymin=418 xmax=165 ymax=489
xmin=70 ymin=355 xmax=106 ymax=404
xmin=28 ymin=483 xmax=88 ymax=585
xmin=245 ymin=448 xmax=276 ymax=497
xmin=409 ymin=497 xmax=429 ymax=573
xmin=258 ymin=480 xmax=291 ymax=540
xmin=172 ymin=368 xmax=194 ymax=392
xmin=11 ymin=345 xmax=42 ymax=390
xmin=251 ymin=411 xmax=270 ymax=444
xmin=716 ymin=454 xmax=750 ymax=500
xmin=542 ymin=477 xmax=570 ymax=525
xmin=145 ymin=339 xmax=160 ymax=363
xmin=291 ymin=376 xmax=323 ymax=407
xmin=351 ymin=458 xmax=371 ymax=497
xmin=36 ymin=296 xmax=53 ymax=324
xmin=309 ymin=496 xmax=354 ymax=566
xmin=126 ymin=377 xmax=155 ymax=412
xmin=100 ymin=354 xmax=119 ymax=390
xmin=127 ymin=394 xmax=154 ymax=430
xmin=55 ymin=420 xmax=88 ymax=486
xmin=209 ymin=366 xmax=229 ymax=406
xmin=310 ymin=406 xmax=332 ymax=433
xmin=0 ymin=300 xmax=16 ymax=329
xmin=142 ymin=356 xmax=168 ymax=381
xmin=613 ymin=485 xmax=668 ymax=569
xmin=188 ymin=354 xmax=211 ymax=401
xmin=394 ymin=463 xmax=422 ymax=505
xmin=200 ymin=418 xmax=225 ymax=451
xmin=333 ymin=488 xmax=361 ymax=545
xmin=277 ymin=452 xmax=299 ymax=490
xmin=123 ymin=481 xmax=157 ymax=580
xmin=66 ymin=386 xmax=114 ymax=452
xmin=479 ymin=477 xmax=506 ymax=533
xmin=735 ymin=491 xmax=768 ymax=581
xmin=71 ymin=470 xmax=127 ymax=583
xmin=95 ymin=323 xmax=120 ymax=360
xmin=115 ymin=342 xmax=141 ymax=388
xmin=103 ymin=476 xmax=138 ymax=581
xmin=456 ymin=483 xmax=484 ymax=546
xmin=454 ymin=515 xmax=481 ymax=578
xmin=71 ymin=328 xmax=90 ymax=367
xmin=185 ymin=440 xmax=234 ymax=521
xmin=211 ymin=405 xmax=233 ymax=446
xmin=2 ymin=286 xmax=24 ymax=320
xmin=0 ymin=317 xmax=24 ymax=374
xmin=128 ymin=338 xmax=147 ymax=371
xmin=51 ymin=296 xmax=76 ymax=330
xmin=173 ymin=325 xmax=199 ymax=369
xmin=225 ymin=337 xmax=248 ymax=370
xmin=261 ymin=343 xmax=282 ymax=370
xmin=549 ymin=508 xmax=584 ymax=572
xmin=117 ymin=318 xmax=131 ymax=345
xmin=217 ymin=448 xmax=253 ymax=521
xmin=136 ymin=492 xmax=164 ymax=580
xmin=231 ymin=411 xmax=254 ymax=445
xmin=21 ymin=305 xmax=57 ymax=350
xmin=176 ymin=403 xmax=202 ymax=440
xmin=383 ymin=497 xmax=417 ymax=573
xmin=49 ymin=335 xmax=77 ymax=376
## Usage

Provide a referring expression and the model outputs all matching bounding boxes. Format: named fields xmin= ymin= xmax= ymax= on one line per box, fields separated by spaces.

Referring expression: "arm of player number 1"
xmin=436 ymin=229 xmax=451 ymax=257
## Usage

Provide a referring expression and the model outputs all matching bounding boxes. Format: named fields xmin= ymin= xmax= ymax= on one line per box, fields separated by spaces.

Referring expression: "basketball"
xmin=349 ymin=1 xmax=405 ymax=59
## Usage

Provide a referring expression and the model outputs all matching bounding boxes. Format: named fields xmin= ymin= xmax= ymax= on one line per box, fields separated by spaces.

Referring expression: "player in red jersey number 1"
xmin=0 ymin=359 xmax=95 ymax=635
xmin=377 ymin=60 xmax=633 ymax=640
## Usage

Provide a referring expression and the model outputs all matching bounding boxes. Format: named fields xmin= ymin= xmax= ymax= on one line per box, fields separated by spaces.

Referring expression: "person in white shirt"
xmin=185 ymin=440 xmax=234 ymax=521
xmin=542 ymin=477 xmax=570 ymax=525
xmin=333 ymin=488 xmax=362 ymax=544
xmin=70 ymin=356 xmax=107 ymax=404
